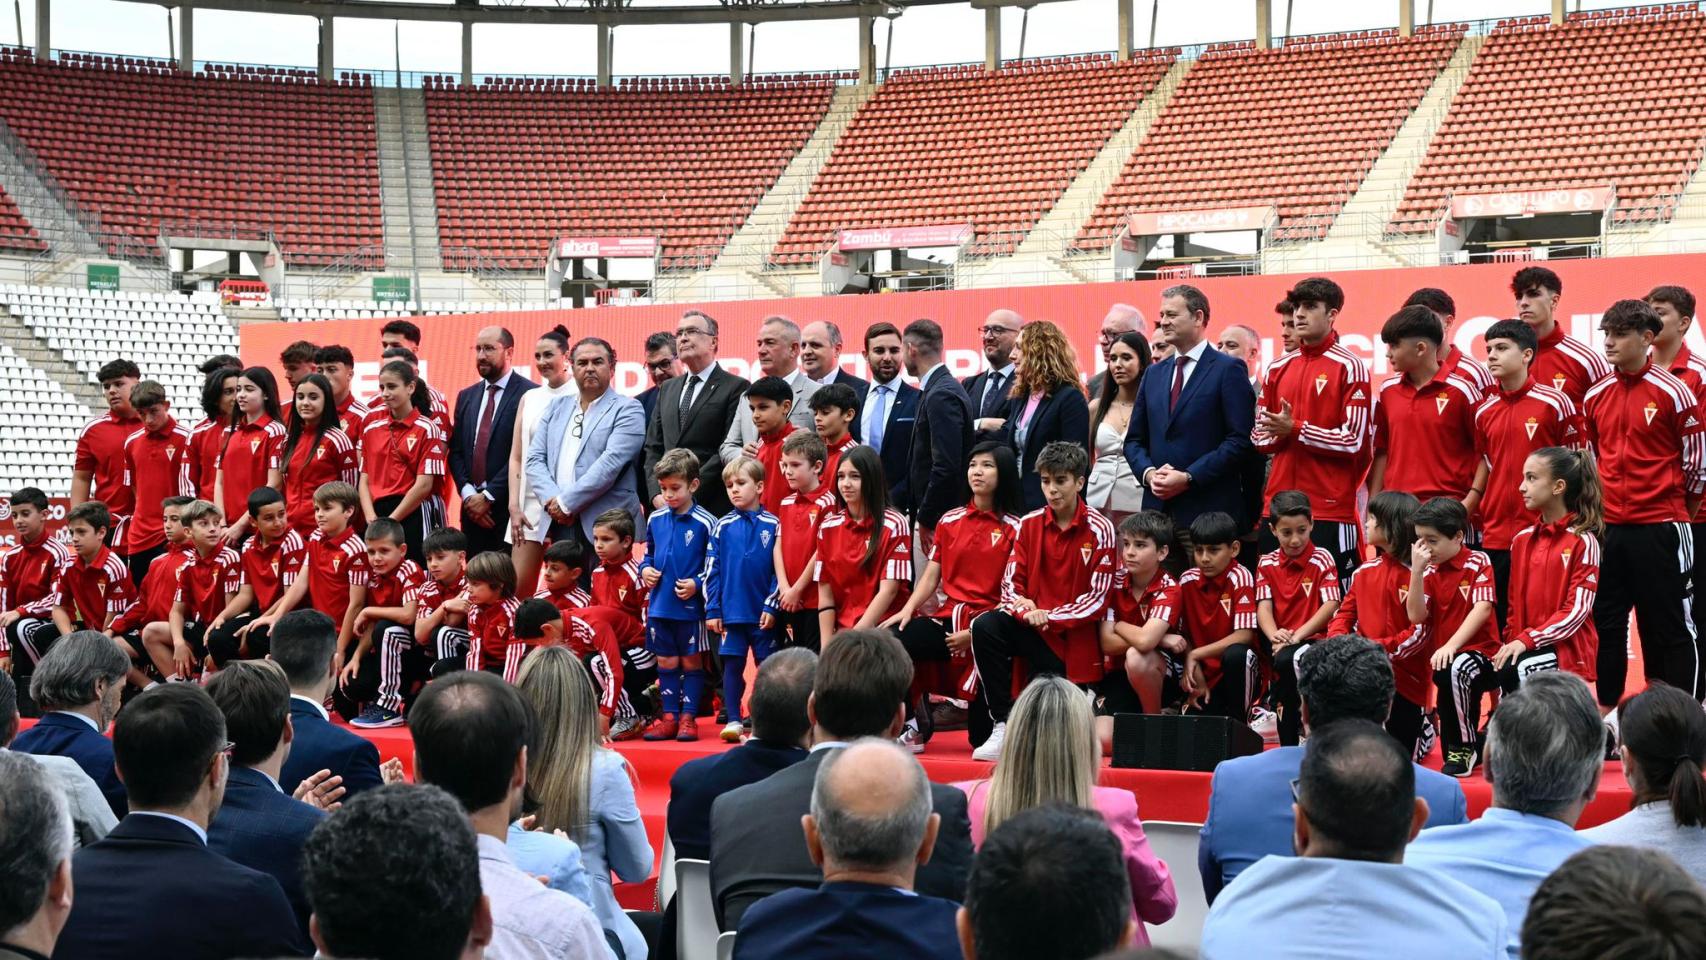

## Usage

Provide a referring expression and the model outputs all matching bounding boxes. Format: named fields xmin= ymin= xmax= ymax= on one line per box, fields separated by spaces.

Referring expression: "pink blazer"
xmin=955 ymin=780 xmax=1178 ymax=945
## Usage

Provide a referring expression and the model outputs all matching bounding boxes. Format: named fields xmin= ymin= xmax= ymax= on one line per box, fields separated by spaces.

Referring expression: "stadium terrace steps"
xmin=375 ymin=87 xmax=442 ymax=272
xmin=0 ymin=317 xmax=92 ymax=498
xmin=0 ymin=121 xmax=98 ymax=259
xmin=0 ymin=184 xmax=45 ymax=254
xmin=0 ymin=303 xmax=102 ymax=409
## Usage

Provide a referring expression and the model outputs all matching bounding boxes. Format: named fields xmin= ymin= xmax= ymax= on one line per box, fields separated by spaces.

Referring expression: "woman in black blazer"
xmin=985 ymin=321 xmax=1091 ymax=512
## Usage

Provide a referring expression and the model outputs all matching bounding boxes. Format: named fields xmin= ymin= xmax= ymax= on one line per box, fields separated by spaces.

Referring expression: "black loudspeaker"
xmin=1109 ymin=713 xmax=1264 ymax=772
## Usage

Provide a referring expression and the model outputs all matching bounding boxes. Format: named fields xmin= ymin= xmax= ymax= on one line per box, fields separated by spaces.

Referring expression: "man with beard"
xmin=852 ymin=323 xmax=921 ymax=508
xmin=963 ymin=309 xmax=1023 ymax=445
xmin=449 ymin=326 xmax=538 ymax=556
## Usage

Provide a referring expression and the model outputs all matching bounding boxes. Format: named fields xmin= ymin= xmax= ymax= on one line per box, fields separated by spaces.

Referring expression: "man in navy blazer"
xmin=55 ymin=684 xmax=309 ymax=959
xmin=1124 ymin=285 xmax=1257 ymax=533
xmin=901 ymin=320 xmax=973 ymax=539
xmin=524 ymin=338 xmax=646 ymax=548
xmin=850 ymin=323 xmax=921 ymax=504
xmin=1198 ymin=636 xmax=1469 ymax=904
xmin=9 ymin=629 xmax=130 ymax=819
xmin=449 ymin=325 xmax=539 ymax=556
xmin=207 ymin=662 xmax=330 ymax=934
xmin=271 ymin=610 xmax=384 ymax=797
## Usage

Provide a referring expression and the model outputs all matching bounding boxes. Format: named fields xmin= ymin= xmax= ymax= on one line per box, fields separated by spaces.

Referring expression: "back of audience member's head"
xmin=1522 ymin=845 xmax=1706 ymax=960
xmin=960 ymin=804 xmax=1133 ymax=960
xmin=749 ymin=647 xmax=817 ymax=747
xmin=0 ymin=750 xmax=73 ymax=945
xmin=1615 ymin=682 xmax=1706 ymax=828
xmin=303 ymin=783 xmax=490 ymax=960
xmin=810 ymin=629 xmax=913 ymax=740
xmin=269 ymin=609 xmax=340 ymax=690
xmin=112 ymin=684 xmax=227 ymax=811
xmin=1296 ymin=634 xmax=1394 ymax=730
xmin=0 ymin=670 xmax=15 ymax=746
xmin=808 ymin=739 xmax=936 ymax=876
xmin=29 ymin=630 xmax=129 ymax=714
xmin=205 ymin=660 xmax=292 ymax=769
xmin=1486 ymin=671 xmax=1603 ymax=821
xmin=1294 ymin=719 xmax=1419 ymax=862
xmin=984 ymin=675 xmax=1098 ymax=838
xmin=412 ymin=670 xmax=532 ymax=815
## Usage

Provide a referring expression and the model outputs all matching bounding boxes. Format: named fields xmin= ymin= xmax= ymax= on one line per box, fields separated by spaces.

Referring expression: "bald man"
xmin=1088 ymin=303 xmax=1149 ymax=398
xmin=722 ymin=316 xmax=820 ymax=463
xmin=800 ymin=321 xmax=869 ymax=395
xmin=1217 ymin=324 xmax=1263 ymax=388
xmin=449 ymin=325 xmax=538 ymax=555
xmin=963 ymin=309 xmax=1023 ymax=444
xmin=732 ymin=739 xmax=960 ymax=960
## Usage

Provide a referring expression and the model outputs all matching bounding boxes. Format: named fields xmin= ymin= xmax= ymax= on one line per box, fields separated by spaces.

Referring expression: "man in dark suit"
xmin=9 ymin=630 xmax=129 ymax=819
xmin=962 ymin=309 xmax=1022 ymax=446
xmin=642 ymin=310 xmax=751 ymax=516
xmin=636 ymin=331 xmax=682 ymax=507
xmin=851 ymin=322 xmax=921 ymax=500
xmin=710 ymin=630 xmax=973 ymax=931
xmin=449 ymin=325 xmax=539 ymax=556
xmin=801 ymin=320 xmax=869 ymax=394
xmin=901 ymin=318 xmax=973 ymax=551
xmin=207 ymin=661 xmax=331 ymax=934
xmin=734 ymin=740 xmax=961 ymax=960
xmin=271 ymin=610 xmax=384 ymax=798
xmin=1123 ymin=285 xmax=1257 ymax=541
xmin=55 ymin=684 xmax=309 ymax=959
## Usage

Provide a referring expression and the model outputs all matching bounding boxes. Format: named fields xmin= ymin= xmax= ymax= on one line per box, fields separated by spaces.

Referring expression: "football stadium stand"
xmin=1391 ymin=8 xmax=1706 ymax=234
xmin=0 ymin=49 xmax=382 ymax=266
xmin=770 ymin=54 xmax=1177 ymax=265
xmin=1075 ymin=26 xmax=1465 ymax=251
xmin=0 ymin=184 xmax=44 ymax=253
xmin=0 ymin=340 xmax=87 ymax=497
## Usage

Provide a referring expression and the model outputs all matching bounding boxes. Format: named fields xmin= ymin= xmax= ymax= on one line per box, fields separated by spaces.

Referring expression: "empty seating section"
xmin=276 ymin=298 xmax=557 ymax=321
xmin=1391 ymin=8 xmax=1706 ymax=233
xmin=1077 ymin=28 xmax=1463 ymax=249
xmin=0 ymin=341 xmax=89 ymax=497
xmin=771 ymin=55 xmax=1174 ymax=265
xmin=0 ymin=183 xmax=43 ymax=253
xmin=3 ymin=286 xmax=239 ymax=427
xmin=423 ymin=77 xmax=838 ymax=269
xmin=0 ymin=50 xmax=382 ymax=266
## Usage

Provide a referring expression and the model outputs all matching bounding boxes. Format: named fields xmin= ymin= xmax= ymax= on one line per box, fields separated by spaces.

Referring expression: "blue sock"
xmin=723 ymin=656 xmax=747 ymax=723
xmin=682 ymin=668 xmax=705 ymax=716
xmin=659 ymin=668 xmax=682 ymax=716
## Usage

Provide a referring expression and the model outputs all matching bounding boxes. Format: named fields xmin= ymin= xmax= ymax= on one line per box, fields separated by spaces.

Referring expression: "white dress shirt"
xmin=1170 ymin=338 xmax=1209 ymax=394
xmin=461 ymin=369 xmax=517 ymax=500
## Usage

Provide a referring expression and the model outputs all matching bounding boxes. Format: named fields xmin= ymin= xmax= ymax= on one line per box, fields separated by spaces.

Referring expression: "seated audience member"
xmin=55 ymin=684 xmax=309 ymax=959
xmin=1406 ymin=671 xmax=1602 ymax=959
xmin=1198 ymin=635 xmax=1468 ymax=901
xmin=0 ymin=750 xmax=75 ymax=960
xmin=1521 ymin=845 xmax=1706 ymax=960
xmin=512 ymin=646 xmax=651 ymax=960
xmin=0 ymin=667 xmax=116 ymax=844
xmin=1580 ymin=683 xmax=1706 ymax=883
xmin=411 ymin=670 xmax=607 ymax=959
xmin=958 ymin=805 xmax=1137 ymax=960
xmin=10 ymin=631 xmax=130 ymax=819
xmin=272 ymin=609 xmax=385 ymax=797
xmin=735 ymin=739 xmax=960 ymax=960
xmin=957 ymin=676 xmax=1175 ymax=943
xmin=302 ymin=783 xmax=494 ymax=960
xmin=1201 ymin=720 xmax=1506 ymax=959
xmin=710 ymin=629 xmax=973 ymax=930
xmin=206 ymin=660 xmax=337 ymax=933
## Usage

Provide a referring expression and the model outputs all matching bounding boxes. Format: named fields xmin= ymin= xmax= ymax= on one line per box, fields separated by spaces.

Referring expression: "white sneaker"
xmin=972 ymin=722 xmax=1007 ymax=762
xmin=1249 ymin=706 xmax=1278 ymax=744
xmin=897 ymin=723 xmax=927 ymax=754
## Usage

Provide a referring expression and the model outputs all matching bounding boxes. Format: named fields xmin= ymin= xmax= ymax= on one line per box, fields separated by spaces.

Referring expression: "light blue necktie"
xmin=868 ymin=384 xmax=890 ymax=453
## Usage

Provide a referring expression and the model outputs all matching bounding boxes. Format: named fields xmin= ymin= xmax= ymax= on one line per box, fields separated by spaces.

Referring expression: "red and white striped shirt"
xmin=1583 ymin=361 xmax=1706 ymax=525
xmin=216 ymin=417 xmax=286 ymax=529
xmin=1443 ymin=344 xmax=1494 ymax=399
xmin=930 ymin=504 xmax=1022 ymax=631
xmin=187 ymin=417 xmax=230 ymax=502
xmin=1373 ymin=365 xmax=1482 ymax=501
xmin=465 ymin=595 xmax=525 ymax=682
xmin=1103 ymin=568 xmax=1179 ymax=674
xmin=1418 ymin=547 xmax=1500 ymax=657
xmin=590 ymin=559 xmax=649 ymax=624
xmin=281 ymin=428 xmax=358 ymax=535
xmin=1253 ymin=332 xmax=1371 ymax=523
xmin=998 ymin=500 xmax=1116 ymax=683
xmin=1508 ymin=515 xmax=1600 ymax=680
xmin=2 ymin=535 xmax=71 ymax=620
xmin=1255 ymin=546 xmax=1342 ymax=632
xmin=1472 ymin=379 xmax=1584 ymax=550
xmin=1530 ymin=323 xmax=1611 ymax=406
xmin=359 ymin=413 xmax=448 ymax=501
xmin=815 ymin=507 xmax=912 ymax=631
xmin=1329 ymin=554 xmax=1433 ymax=706
xmin=174 ymin=546 xmax=243 ymax=623
xmin=240 ymin=529 xmax=305 ymax=612
xmin=1177 ymin=563 xmax=1258 ymax=687
xmin=772 ymin=488 xmax=836 ymax=612
xmin=122 ymin=419 xmax=195 ymax=554
xmin=304 ymin=527 xmax=369 ymax=621
xmin=564 ymin=613 xmax=626 ymax=717
xmin=1665 ymin=346 xmax=1706 ymax=523
xmin=52 ymin=547 xmax=135 ymax=629
xmin=75 ymin=411 xmax=143 ymax=522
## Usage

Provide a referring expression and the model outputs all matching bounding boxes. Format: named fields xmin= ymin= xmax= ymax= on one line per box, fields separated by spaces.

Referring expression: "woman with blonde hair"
xmin=956 ymin=675 xmax=1177 ymax=946
xmin=511 ymin=646 xmax=653 ymax=959
xmin=990 ymin=320 xmax=1090 ymax=512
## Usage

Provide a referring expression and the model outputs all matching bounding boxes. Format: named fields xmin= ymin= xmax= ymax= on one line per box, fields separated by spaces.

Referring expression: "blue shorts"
xmin=718 ymin=624 xmax=779 ymax=661
xmin=647 ymin=617 xmax=705 ymax=658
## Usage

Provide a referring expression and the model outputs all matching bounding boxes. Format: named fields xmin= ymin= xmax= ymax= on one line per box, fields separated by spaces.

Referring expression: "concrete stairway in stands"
xmin=0 ymin=124 xmax=101 ymax=261
xmin=375 ymin=86 xmax=444 ymax=272
xmin=0 ymin=304 xmax=104 ymax=409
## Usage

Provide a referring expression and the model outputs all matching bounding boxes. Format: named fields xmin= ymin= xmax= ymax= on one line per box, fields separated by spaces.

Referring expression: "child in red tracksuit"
xmin=453 ymin=551 xmax=524 ymax=682
xmin=1410 ymin=498 xmax=1502 ymax=779
xmin=1501 ymin=447 xmax=1604 ymax=686
xmin=1329 ymin=490 xmax=1433 ymax=761
xmin=513 ymin=597 xmax=639 ymax=740
xmin=535 ymin=539 xmax=590 ymax=611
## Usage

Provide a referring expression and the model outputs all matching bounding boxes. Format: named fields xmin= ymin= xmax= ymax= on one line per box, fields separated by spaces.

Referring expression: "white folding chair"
xmin=1143 ymin=821 xmax=1210 ymax=952
xmin=715 ymin=930 xmax=736 ymax=960
xmin=675 ymin=859 xmax=718 ymax=960
xmin=656 ymin=831 xmax=678 ymax=910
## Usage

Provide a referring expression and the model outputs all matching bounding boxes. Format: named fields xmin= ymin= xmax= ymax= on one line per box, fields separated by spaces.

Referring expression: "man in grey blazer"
xmin=524 ymin=337 xmax=646 ymax=549
xmin=642 ymin=311 xmax=751 ymax=516
xmin=721 ymin=316 xmax=819 ymax=463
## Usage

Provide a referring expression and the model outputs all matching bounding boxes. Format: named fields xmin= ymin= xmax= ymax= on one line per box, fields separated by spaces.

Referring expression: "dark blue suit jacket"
xmin=849 ymin=379 xmax=921 ymax=508
xmin=902 ymin=367 xmax=973 ymax=528
xmin=733 ymin=881 xmax=961 ymax=960
xmin=1001 ymin=383 xmax=1091 ymax=512
xmin=208 ymin=766 xmax=327 ymax=932
xmin=448 ymin=372 xmax=539 ymax=524
xmin=668 ymin=739 xmax=807 ymax=861
xmin=12 ymin=712 xmax=125 ymax=819
xmin=56 ymin=813 xmax=309 ymax=959
xmin=1123 ymin=344 xmax=1257 ymax=529
xmin=278 ymin=697 xmax=382 ymax=798
xmin=1197 ymin=744 xmax=1470 ymax=904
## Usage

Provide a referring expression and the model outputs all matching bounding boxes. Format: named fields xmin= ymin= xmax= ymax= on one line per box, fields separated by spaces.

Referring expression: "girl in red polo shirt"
xmin=816 ymin=445 xmax=912 ymax=642
xmin=358 ymin=360 xmax=448 ymax=566
xmin=214 ymin=366 xmax=285 ymax=546
xmin=884 ymin=441 xmax=1022 ymax=751
xmin=278 ymin=373 xmax=359 ymax=537
xmin=188 ymin=367 xmax=237 ymax=501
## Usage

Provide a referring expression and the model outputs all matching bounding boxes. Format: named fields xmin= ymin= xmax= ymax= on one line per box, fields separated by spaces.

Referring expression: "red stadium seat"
xmin=0 ymin=183 xmax=46 ymax=253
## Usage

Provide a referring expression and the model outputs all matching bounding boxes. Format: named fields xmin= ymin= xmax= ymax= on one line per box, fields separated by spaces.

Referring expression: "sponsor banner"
xmin=837 ymin=224 xmax=974 ymax=251
xmin=555 ymin=236 xmax=659 ymax=259
xmin=0 ymin=496 xmax=72 ymax=549
xmin=1128 ymin=206 xmax=1276 ymax=236
xmin=1450 ymin=187 xmax=1615 ymax=220
xmin=241 ymin=252 xmax=1706 ymax=403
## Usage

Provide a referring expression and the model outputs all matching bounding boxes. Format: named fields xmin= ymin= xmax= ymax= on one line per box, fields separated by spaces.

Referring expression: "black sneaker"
xmin=1441 ymin=747 xmax=1479 ymax=778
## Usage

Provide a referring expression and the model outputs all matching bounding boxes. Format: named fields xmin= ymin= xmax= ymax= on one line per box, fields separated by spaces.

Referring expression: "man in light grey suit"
xmin=524 ymin=337 xmax=646 ymax=552
xmin=722 ymin=316 xmax=819 ymax=463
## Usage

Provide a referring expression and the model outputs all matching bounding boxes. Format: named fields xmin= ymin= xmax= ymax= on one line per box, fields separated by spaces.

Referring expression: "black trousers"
xmin=778 ymin=608 xmax=821 ymax=654
xmin=1270 ymin=641 xmax=1313 ymax=746
xmin=373 ymin=494 xmax=443 ymax=567
xmin=1595 ymin=522 xmax=1699 ymax=706
xmin=1484 ymin=548 xmax=1512 ymax=637
xmin=1192 ymin=644 xmax=1257 ymax=725
xmin=1258 ymin=519 xmax=1362 ymax=584
xmin=206 ymin=611 xmax=269 ymax=668
xmin=969 ymin=611 xmax=1066 ymax=723
xmin=127 ymin=542 xmax=166 ymax=589
xmin=546 ymin=520 xmax=597 ymax=590
xmin=462 ymin=501 xmax=511 ymax=558
xmin=1434 ymin=647 xmax=1558 ymax=750
xmin=896 ymin=615 xmax=972 ymax=728
xmin=6 ymin=618 xmax=62 ymax=716
xmin=1385 ymin=694 xmax=1435 ymax=763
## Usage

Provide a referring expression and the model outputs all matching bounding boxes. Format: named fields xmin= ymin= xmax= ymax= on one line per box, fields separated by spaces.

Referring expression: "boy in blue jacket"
xmin=705 ymin=456 xmax=782 ymax=743
xmin=641 ymin=447 xmax=719 ymax=742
